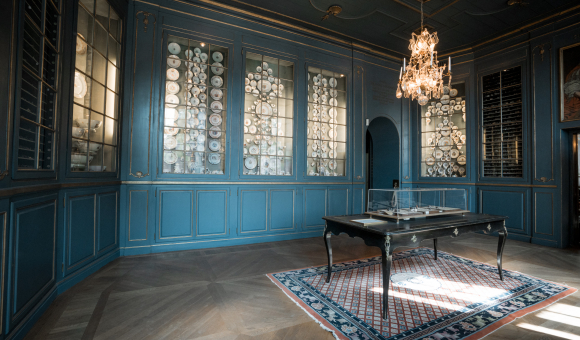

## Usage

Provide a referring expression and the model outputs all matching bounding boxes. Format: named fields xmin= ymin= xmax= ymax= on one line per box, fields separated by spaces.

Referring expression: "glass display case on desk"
xmin=366 ymin=188 xmax=468 ymax=221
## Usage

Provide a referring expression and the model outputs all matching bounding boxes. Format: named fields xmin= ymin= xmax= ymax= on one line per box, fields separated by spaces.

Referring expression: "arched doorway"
xmin=366 ymin=117 xmax=400 ymax=191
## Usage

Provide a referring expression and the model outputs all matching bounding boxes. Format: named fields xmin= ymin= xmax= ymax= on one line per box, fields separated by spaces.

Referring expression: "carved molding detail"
xmin=136 ymin=11 xmax=156 ymax=33
xmin=0 ymin=170 xmax=7 ymax=181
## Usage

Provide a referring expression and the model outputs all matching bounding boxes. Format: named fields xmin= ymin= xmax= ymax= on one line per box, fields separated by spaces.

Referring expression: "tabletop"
xmin=323 ymin=212 xmax=507 ymax=236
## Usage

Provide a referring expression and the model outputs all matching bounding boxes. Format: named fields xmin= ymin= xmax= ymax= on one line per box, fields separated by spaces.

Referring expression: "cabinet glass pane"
xmin=70 ymin=0 xmax=121 ymax=172
xmin=16 ymin=0 xmax=60 ymax=171
xmin=306 ymin=66 xmax=346 ymax=176
xmin=420 ymin=83 xmax=467 ymax=177
xmin=162 ymin=36 xmax=228 ymax=175
xmin=242 ymin=52 xmax=294 ymax=176
xmin=481 ymin=66 xmax=523 ymax=178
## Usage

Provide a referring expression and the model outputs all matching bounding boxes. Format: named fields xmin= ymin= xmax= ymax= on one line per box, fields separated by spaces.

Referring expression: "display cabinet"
xmin=161 ymin=37 xmax=228 ymax=174
xmin=420 ymin=83 xmax=467 ymax=177
xmin=71 ymin=0 xmax=122 ymax=172
xmin=481 ymin=66 xmax=523 ymax=178
xmin=14 ymin=0 xmax=61 ymax=172
xmin=367 ymin=188 xmax=468 ymax=221
xmin=242 ymin=52 xmax=294 ymax=176
xmin=306 ymin=67 xmax=347 ymax=176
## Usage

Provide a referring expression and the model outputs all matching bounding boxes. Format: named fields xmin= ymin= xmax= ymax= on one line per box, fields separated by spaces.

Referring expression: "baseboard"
xmin=5 ymin=288 xmax=58 ymax=340
xmin=57 ymin=248 xmax=121 ymax=294
xmin=531 ymin=237 xmax=561 ymax=248
xmin=121 ymin=230 xmax=322 ymax=256
xmin=5 ymin=248 xmax=120 ymax=340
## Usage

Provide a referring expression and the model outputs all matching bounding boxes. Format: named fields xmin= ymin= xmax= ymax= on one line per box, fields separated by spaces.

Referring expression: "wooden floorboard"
xmin=23 ymin=234 xmax=580 ymax=340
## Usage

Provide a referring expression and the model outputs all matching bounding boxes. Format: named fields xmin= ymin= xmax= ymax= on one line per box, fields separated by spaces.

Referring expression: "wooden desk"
xmin=322 ymin=213 xmax=508 ymax=320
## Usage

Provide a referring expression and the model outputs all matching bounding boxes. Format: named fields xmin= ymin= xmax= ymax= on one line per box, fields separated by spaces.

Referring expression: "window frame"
xmin=11 ymin=0 xmax=62 ymax=179
xmin=239 ymin=46 xmax=298 ymax=180
xmin=64 ymin=0 xmax=125 ymax=178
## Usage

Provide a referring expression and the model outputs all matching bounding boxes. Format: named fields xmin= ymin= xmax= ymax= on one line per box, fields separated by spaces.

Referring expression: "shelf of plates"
xmin=482 ymin=66 xmax=523 ymax=178
xmin=242 ymin=53 xmax=294 ymax=176
xmin=420 ymin=83 xmax=467 ymax=177
xmin=306 ymin=67 xmax=347 ymax=176
xmin=16 ymin=0 xmax=60 ymax=170
xmin=162 ymin=37 xmax=228 ymax=174
xmin=71 ymin=0 xmax=122 ymax=172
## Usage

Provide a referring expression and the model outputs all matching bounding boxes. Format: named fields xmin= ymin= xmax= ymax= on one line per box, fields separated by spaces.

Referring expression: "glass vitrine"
xmin=367 ymin=188 xmax=468 ymax=220
xmin=306 ymin=67 xmax=347 ymax=176
xmin=71 ymin=0 xmax=122 ymax=172
xmin=420 ymin=83 xmax=467 ymax=177
xmin=242 ymin=52 xmax=294 ymax=176
xmin=161 ymin=37 xmax=228 ymax=175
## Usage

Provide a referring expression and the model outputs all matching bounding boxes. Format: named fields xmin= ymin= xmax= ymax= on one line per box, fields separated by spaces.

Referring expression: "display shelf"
xmin=70 ymin=0 xmax=121 ymax=172
xmin=420 ymin=83 xmax=467 ymax=177
xmin=481 ymin=66 xmax=523 ymax=178
xmin=162 ymin=36 xmax=228 ymax=175
xmin=306 ymin=67 xmax=347 ymax=177
xmin=242 ymin=52 xmax=294 ymax=176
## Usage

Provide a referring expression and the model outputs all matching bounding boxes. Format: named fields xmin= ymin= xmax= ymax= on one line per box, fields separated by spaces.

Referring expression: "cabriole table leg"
xmin=497 ymin=226 xmax=508 ymax=281
xmin=381 ymin=250 xmax=393 ymax=320
xmin=324 ymin=226 xmax=333 ymax=283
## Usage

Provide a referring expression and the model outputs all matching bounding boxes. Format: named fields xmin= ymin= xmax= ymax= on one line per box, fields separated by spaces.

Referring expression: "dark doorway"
xmin=366 ymin=117 xmax=400 ymax=192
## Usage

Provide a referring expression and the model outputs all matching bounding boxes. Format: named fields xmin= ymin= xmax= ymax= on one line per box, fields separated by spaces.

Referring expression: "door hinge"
xmin=241 ymin=47 xmax=244 ymax=55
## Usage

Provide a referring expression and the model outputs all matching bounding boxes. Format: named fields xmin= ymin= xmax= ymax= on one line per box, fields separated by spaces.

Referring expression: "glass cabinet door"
xmin=306 ymin=67 xmax=347 ymax=176
xmin=242 ymin=52 xmax=294 ymax=176
xmin=71 ymin=0 xmax=122 ymax=172
xmin=420 ymin=83 xmax=467 ymax=178
xmin=162 ymin=37 xmax=228 ymax=175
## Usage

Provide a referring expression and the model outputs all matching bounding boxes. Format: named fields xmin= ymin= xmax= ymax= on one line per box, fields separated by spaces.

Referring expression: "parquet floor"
xmin=24 ymin=234 xmax=580 ymax=340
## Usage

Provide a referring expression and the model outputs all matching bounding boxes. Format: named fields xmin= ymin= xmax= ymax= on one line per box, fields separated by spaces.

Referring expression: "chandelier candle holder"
xmin=396 ymin=1 xmax=452 ymax=106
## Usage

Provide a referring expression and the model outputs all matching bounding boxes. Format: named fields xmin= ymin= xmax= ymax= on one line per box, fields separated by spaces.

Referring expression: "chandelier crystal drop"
xmin=396 ymin=1 xmax=451 ymax=106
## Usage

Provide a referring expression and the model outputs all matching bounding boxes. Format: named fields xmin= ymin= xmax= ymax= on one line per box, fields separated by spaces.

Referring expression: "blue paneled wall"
xmin=0 ymin=0 xmax=579 ymax=338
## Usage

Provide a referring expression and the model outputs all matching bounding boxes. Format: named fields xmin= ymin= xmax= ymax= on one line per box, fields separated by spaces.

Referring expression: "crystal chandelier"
xmin=396 ymin=1 xmax=451 ymax=106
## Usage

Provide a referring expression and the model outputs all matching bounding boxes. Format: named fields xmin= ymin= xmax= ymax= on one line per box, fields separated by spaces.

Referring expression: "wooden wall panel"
xmin=479 ymin=189 xmax=528 ymax=235
xmin=67 ymin=194 xmax=96 ymax=270
xmin=352 ymin=187 xmax=364 ymax=214
xmin=304 ymin=189 xmax=326 ymax=228
xmin=128 ymin=190 xmax=148 ymax=241
xmin=240 ymin=190 xmax=268 ymax=233
xmin=196 ymin=190 xmax=227 ymax=236
xmin=270 ymin=189 xmax=294 ymax=230
xmin=328 ymin=188 xmax=348 ymax=216
xmin=97 ymin=192 xmax=118 ymax=253
xmin=9 ymin=196 xmax=56 ymax=330
xmin=534 ymin=191 xmax=554 ymax=236
xmin=158 ymin=190 xmax=193 ymax=239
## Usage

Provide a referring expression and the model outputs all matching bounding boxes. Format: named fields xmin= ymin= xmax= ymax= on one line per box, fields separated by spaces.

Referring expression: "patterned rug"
xmin=267 ymin=248 xmax=576 ymax=340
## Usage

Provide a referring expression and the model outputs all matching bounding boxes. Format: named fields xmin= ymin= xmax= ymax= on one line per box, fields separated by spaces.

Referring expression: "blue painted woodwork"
xmin=270 ymin=189 xmax=295 ymax=231
xmin=158 ymin=190 xmax=194 ymax=240
xmin=352 ymin=186 xmax=365 ymax=214
xmin=240 ymin=190 xmax=268 ymax=233
xmin=66 ymin=194 xmax=96 ymax=271
xmin=304 ymin=188 xmax=327 ymax=228
xmin=127 ymin=188 xmax=149 ymax=242
xmin=478 ymin=188 xmax=530 ymax=238
xmin=196 ymin=190 xmax=228 ymax=237
xmin=328 ymin=188 xmax=349 ymax=216
xmin=7 ymin=194 xmax=57 ymax=332
xmin=97 ymin=192 xmax=118 ymax=253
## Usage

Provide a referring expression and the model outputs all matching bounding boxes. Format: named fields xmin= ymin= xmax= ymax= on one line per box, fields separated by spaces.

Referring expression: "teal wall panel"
xmin=304 ymin=189 xmax=326 ymax=228
xmin=240 ymin=190 xmax=268 ymax=233
xmin=158 ymin=191 xmax=193 ymax=239
xmin=128 ymin=189 xmax=149 ymax=241
xmin=97 ymin=192 xmax=118 ymax=253
xmin=479 ymin=188 xmax=529 ymax=236
xmin=67 ymin=194 xmax=95 ymax=270
xmin=328 ymin=188 xmax=348 ymax=216
xmin=9 ymin=196 xmax=56 ymax=330
xmin=534 ymin=191 xmax=554 ymax=236
xmin=270 ymin=189 xmax=294 ymax=230
xmin=352 ymin=187 xmax=364 ymax=214
xmin=196 ymin=190 xmax=228 ymax=236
